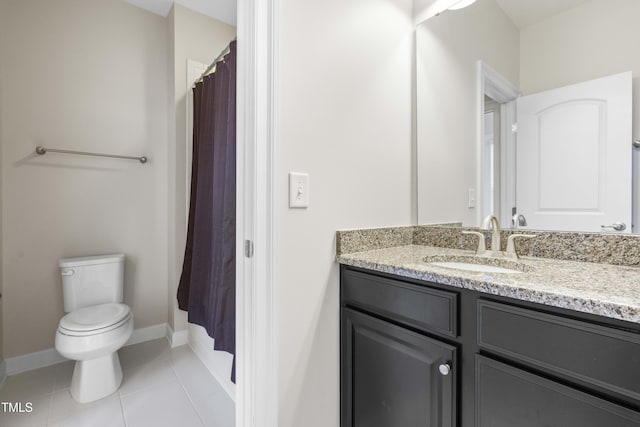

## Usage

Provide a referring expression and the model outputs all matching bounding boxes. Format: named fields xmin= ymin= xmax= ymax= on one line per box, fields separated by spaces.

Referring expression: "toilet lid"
xmin=59 ymin=303 xmax=131 ymax=332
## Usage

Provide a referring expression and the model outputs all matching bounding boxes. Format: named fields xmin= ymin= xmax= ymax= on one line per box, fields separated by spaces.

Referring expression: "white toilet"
xmin=54 ymin=254 xmax=133 ymax=403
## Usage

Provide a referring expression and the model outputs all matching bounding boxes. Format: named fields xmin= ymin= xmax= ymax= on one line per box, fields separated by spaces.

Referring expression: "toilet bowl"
xmin=56 ymin=302 xmax=133 ymax=403
xmin=54 ymin=253 xmax=132 ymax=403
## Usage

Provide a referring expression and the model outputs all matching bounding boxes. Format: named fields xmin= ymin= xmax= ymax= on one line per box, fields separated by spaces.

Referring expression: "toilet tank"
xmin=59 ymin=254 xmax=125 ymax=312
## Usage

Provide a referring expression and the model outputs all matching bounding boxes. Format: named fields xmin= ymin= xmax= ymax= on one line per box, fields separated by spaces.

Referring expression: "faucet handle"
xmin=512 ymin=213 xmax=528 ymax=228
xmin=462 ymin=231 xmax=486 ymax=255
xmin=506 ymin=234 xmax=536 ymax=259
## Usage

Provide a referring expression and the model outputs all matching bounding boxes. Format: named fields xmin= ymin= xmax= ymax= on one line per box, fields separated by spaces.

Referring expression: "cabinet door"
xmin=341 ymin=308 xmax=456 ymax=427
xmin=476 ymin=356 xmax=640 ymax=427
xmin=478 ymin=299 xmax=640 ymax=403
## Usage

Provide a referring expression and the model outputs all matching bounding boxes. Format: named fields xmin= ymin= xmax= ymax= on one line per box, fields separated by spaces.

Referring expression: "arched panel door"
xmin=516 ymin=71 xmax=632 ymax=232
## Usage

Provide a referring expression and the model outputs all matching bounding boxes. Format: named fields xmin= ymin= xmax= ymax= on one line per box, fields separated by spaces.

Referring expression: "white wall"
xmin=0 ymin=0 xmax=168 ymax=358
xmin=416 ymin=0 xmax=519 ymax=225
xmin=519 ymin=0 xmax=640 ymax=230
xmin=276 ymin=0 xmax=414 ymax=425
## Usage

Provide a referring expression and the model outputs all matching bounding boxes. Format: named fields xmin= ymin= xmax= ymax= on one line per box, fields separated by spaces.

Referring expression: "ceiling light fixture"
xmin=448 ymin=0 xmax=478 ymax=10
xmin=414 ymin=0 xmax=478 ymax=26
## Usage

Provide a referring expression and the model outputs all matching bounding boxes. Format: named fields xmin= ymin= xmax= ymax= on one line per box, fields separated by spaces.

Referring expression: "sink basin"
xmin=423 ymin=255 xmax=532 ymax=274
xmin=429 ymin=261 xmax=522 ymax=274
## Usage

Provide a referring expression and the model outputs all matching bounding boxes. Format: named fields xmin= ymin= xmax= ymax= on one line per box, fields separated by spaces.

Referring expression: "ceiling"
xmin=493 ymin=0 xmax=590 ymax=29
xmin=416 ymin=0 xmax=592 ymax=28
xmin=124 ymin=0 xmax=236 ymax=26
xmin=123 ymin=0 xmax=590 ymax=36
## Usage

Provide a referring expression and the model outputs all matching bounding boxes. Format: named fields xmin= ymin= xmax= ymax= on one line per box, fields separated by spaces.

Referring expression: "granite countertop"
xmin=337 ymin=245 xmax=640 ymax=324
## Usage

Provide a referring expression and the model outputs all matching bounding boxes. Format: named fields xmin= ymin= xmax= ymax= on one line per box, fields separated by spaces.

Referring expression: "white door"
xmin=516 ymin=71 xmax=632 ymax=233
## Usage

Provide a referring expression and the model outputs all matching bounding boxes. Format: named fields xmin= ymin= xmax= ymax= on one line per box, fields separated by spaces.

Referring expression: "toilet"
xmin=54 ymin=254 xmax=133 ymax=403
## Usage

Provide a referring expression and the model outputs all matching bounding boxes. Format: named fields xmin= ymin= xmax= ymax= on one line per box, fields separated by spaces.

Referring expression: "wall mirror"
xmin=415 ymin=0 xmax=640 ymax=233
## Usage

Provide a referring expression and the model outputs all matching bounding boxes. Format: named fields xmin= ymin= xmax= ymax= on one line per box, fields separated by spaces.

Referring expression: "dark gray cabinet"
xmin=476 ymin=356 xmax=640 ymax=427
xmin=341 ymin=268 xmax=458 ymax=338
xmin=341 ymin=308 xmax=456 ymax=427
xmin=477 ymin=300 xmax=640 ymax=405
xmin=340 ymin=265 xmax=640 ymax=427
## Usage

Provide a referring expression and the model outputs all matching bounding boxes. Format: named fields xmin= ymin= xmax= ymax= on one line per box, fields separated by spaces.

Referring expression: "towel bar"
xmin=35 ymin=146 xmax=147 ymax=164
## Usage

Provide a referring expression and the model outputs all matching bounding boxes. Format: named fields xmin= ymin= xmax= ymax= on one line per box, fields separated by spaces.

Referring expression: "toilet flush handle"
xmin=61 ymin=269 xmax=75 ymax=276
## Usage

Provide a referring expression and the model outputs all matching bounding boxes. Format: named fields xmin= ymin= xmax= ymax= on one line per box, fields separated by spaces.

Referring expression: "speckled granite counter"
xmin=337 ymin=245 xmax=640 ymax=324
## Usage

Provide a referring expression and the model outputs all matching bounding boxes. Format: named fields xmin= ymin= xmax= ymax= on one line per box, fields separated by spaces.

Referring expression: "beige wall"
xmin=416 ymin=0 xmax=519 ymax=225
xmin=520 ymin=0 xmax=640 ymax=98
xmin=276 ymin=0 xmax=414 ymax=425
xmin=0 ymin=3 xmax=4 ymax=362
xmin=0 ymin=0 xmax=168 ymax=357
xmin=520 ymin=0 xmax=640 ymax=227
xmin=167 ymin=4 xmax=236 ymax=333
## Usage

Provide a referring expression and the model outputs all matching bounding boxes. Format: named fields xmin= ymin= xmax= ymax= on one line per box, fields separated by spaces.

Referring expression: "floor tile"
xmin=121 ymin=377 xmax=204 ymax=427
xmin=0 ymin=392 xmax=51 ymax=427
xmin=48 ymin=390 xmax=125 ymax=427
xmin=170 ymin=347 xmax=235 ymax=427
xmin=0 ymin=338 xmax=234 ymax=426
xmin=119 ymin=356 xmax=176 ymax=396
xmin=118 ymin=339 xmax=170 ymax=370
xmin=52 ymin=362 xmax=75 ymax=391
xmin=0 ymin=365 xmax=58 ymax=401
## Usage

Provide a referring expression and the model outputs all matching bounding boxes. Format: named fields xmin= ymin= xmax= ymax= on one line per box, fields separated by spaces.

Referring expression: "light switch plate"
xmin=289 ymin=172 xmax=309 ymax=208
xmin=468 ymin=188 xmax=476 ymax=208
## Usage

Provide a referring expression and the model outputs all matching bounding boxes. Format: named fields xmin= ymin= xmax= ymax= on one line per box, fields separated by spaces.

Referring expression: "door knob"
xmin=601 ymin=222 xmax=626 ymax=231
xmin=438 ymin=363 xmax=451 ymax=376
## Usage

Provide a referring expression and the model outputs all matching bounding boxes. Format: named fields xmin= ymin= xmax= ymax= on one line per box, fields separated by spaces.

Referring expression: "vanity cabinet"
xmin=476 ymin=300 xmax=640 ymax=426
xmin=340 ymin=265 xmax=640 ymax=427
xmin=476 ymin=356 xmax=640 ymax=427
xmin=342 ymin=308 xmax=456 ymax=427
xmin=477 ymin=300 xmax=640 ymax=405
xmin=341 ymin=268 xmax=457 ymax=427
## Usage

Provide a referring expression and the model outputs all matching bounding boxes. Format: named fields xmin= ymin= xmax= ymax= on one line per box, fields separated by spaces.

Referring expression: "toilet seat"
xmin=58 ymin=303 xmax=131 ymax=337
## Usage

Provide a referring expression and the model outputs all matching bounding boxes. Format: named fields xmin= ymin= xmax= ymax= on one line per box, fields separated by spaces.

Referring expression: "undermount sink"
xmin=423 ymin=255 xmax=533 ymax=274
xmin=429 ymin=261 xmax=522 ymax=274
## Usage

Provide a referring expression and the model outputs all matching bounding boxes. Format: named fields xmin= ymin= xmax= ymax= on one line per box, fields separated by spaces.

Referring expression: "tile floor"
xmin=0 ymin=339 xmax=235 ymax=427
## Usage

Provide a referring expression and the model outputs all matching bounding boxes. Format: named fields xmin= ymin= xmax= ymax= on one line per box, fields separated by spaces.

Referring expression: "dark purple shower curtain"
xmin=177 ymin=41 xmax=236 ymax=382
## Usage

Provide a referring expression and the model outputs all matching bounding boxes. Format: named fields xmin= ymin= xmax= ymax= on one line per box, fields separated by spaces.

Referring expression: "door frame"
xmin=236 ymin=0 xmax=278 ymax=426
xmin=476 ymin=61 xmax=519 ymax=227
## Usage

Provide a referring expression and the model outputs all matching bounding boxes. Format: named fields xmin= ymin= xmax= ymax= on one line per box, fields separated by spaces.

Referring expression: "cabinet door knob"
xmin=438 ymin=363 xmax=451 ymax=376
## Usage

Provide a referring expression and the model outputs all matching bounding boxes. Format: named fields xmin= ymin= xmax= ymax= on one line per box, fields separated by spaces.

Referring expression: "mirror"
xmin=416 ymin=0 xmax=640 ymax=233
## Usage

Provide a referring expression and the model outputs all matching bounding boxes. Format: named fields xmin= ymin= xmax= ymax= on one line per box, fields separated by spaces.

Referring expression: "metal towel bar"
xmin=35 ymin=146 xmax=147 ymax=164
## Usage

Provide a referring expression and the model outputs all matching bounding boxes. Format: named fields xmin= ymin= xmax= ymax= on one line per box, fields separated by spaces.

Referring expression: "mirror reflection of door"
xmin=483 ymin=96 xmax=501 ymax=221
xmin=416 ymin=0 xmax=640 ymax=234
xmin=481 ymin=69 xmax=633 ymax=233
xmin=515 ymin=72 xmax=632 ymax=233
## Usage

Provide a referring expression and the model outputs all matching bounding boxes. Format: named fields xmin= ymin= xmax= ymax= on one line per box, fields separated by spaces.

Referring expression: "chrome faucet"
xmin=481 ymin=214 xmax=502 ymax=254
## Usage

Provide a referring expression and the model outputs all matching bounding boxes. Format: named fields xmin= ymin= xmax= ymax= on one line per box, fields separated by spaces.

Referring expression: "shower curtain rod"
xmin=195 ymin=38 xmax=236 ymax=84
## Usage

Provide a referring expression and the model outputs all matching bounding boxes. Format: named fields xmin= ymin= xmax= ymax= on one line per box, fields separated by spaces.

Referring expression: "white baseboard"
xmin=188 ymin=324 xmax=236 ymax=400
xmin=165 ymin=324 xmax=189 ymax=348
xmin=0 ymin=360 xmax=7 ymax=388
xmin=5 ymin=346 xmax=68 ymax=375
xmin=5 ymin=323 xmax=169 ymax=375
xmin=125 ymin=323 xmax=168 ymax=346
